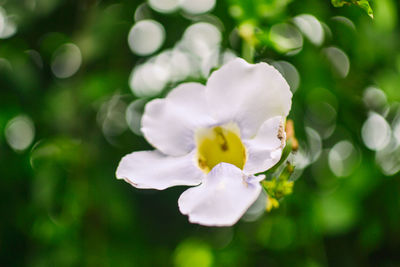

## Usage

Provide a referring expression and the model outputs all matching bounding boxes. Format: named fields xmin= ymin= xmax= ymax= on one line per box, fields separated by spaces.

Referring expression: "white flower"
xmin=116 ymin=58 xmax=292 ymax=226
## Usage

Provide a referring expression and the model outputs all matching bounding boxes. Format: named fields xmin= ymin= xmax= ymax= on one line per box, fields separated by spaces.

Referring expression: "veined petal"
xmin=206 ymin=58 xmax=292 ymax=139
xmin=178 ymin=163 xmax=261 ymax=226
xmin=243 ymin=116 xmax=285 ymax=175
xmin=116 ymin=150 xmax=204 ymax=190
xmin=142 ymin=82 xmax=215 ymax=156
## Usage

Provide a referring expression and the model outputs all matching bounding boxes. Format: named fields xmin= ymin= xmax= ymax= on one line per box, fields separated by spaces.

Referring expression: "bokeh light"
xmin=174 ymin=239 xmax=214 ymax=267
xmin=180 ymin=22 xmax=222 ymax=76
xmin=5 ymin=115 xmax=35 ymax=152
xmin=97 ymin=95 xmax=128 ymax=138
xmin=180 ymin=0 xmax=216 ymax=15
xmin=181 ymin=22 xmax=222 ymax=58
xmin=0 ymin=7 xmax=17 ymax=39
xmin=305 ymin=88 xmax=338 ymax=139
xmin=125 ymin=99 xmax=147 ymax=136
xmin=323 ymin=46 xmax=350 ymax=78
xmin=128 ymin=19 xmax=165 ymax=56
xmin=304 ymin=127 xmax=322 ymax=163
xmin=393 ymin=117 xmax=400 ymax=144
xmin=129 ymin=61 xmax=170 ymax=97
xmin=26 ymin=49 xmax=44 ymax=69
xmin=293 ymin=14 xmax=324 ymax=46
xmin=51 ymin=43 xmax=82 ymax=78
xmin=328 ymin=140 xmax=359 ymax=177
xmin=134 ymin=3 xmax=152 ymax=21
xmin=331 ymin=16 xmax=356 ymax=31
xmin=375 ymin=138 xmax=400 ymax=175
xmin=128 ymin=21 xmax=223 ymax=97
xmin=148 ymin=0 xmax=180 ymax=13
xmin=155 ymin=48 xmax=194 ymax=82
xmin=361 ymin=112 xmax=391 ymax=151
xmin=362 ymin=86 xmax=387 ymax=112
xmin=270 ymin=23 xmax=303 ymax=54
xmin=272 ymin=60 xmax=300 ymax=92
xmin=0 ymin=57 xmax=12 ymax=71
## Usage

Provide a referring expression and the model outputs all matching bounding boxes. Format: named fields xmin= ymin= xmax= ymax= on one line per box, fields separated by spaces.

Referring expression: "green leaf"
xmin=331 ymin=0 xmax=350 ymax=7
xmin=331 ymin=0 xmax=374 ymax=18
xmin=356 ymin=0 xmax=374 ymax=18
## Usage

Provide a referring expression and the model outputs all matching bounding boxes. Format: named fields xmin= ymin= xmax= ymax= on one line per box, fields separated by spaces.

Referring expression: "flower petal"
xmin=116 ymin=150 xmax=204 ymax=190
xmin=206 ymin=58 xmax=292 ymax=139
xmin=142 ymin=82 xmax=215 ymax=156
xmin=243 ymin=116 xmax=285 ymax=175
xmin=178 ymin=163 xmax=261 ymax=226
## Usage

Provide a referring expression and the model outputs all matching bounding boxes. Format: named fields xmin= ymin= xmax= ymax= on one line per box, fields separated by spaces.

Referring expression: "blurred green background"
xmin=1 ymin=0 xmax=400 ymax=266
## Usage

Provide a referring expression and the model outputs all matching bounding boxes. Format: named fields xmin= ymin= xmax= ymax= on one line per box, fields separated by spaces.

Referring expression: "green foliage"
xmin=174 ymin=239 xmax=214 ymax=267
xmin=332 ymin=0 xmax=374 ymax=18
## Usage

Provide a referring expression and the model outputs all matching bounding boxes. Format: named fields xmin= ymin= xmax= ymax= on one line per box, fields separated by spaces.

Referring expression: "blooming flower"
xmin=116 ymin=58 xmax=292 ymax=226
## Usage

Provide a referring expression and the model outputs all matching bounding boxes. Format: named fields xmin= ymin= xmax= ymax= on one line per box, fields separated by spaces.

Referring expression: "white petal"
xmin=116 ymin=150 xmax=204 ymax=190
xmin=206 ymin=58 xmax=292 ymax=139
xmin=178 ymin=163 xmax=261 ymax=226
xmin=243 ymin=116 xmax=285 ymax=174
xmin=141 ymin=82 xmax=215 ymax=156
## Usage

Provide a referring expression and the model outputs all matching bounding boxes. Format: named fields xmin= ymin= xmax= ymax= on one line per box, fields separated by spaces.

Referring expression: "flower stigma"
xmin=196 ymin=123 xmax=246 ymax=173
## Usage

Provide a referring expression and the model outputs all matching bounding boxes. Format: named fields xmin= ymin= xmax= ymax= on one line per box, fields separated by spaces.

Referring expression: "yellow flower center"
xmin=195 ymin=123 xmax=247 ymax=173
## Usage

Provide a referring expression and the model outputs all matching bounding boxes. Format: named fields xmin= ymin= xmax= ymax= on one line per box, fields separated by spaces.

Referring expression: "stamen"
xmin=215 ymin=127 xmax=229 ymax=151
xmin=195 ymin=123 xmax=246 ymax=173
